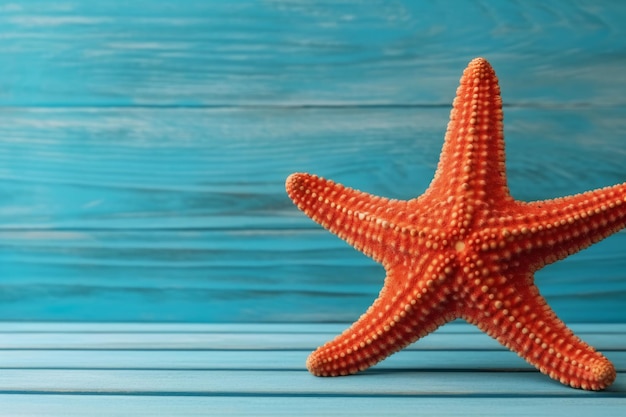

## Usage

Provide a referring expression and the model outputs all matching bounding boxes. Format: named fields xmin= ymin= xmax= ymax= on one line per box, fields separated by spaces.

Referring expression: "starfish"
xmin=285 ymin=57 xmax=626 ymax=391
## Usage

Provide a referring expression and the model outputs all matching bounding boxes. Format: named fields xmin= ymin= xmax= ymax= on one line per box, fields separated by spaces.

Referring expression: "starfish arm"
xmin=427 ymin=58 xmax=511 ymax=206
xmin=493 ymin=182 xmax=626 ymax=270
xmin=464 ymin=277 xmax=615 ymax=390
xmin=286 ymin=172 xmax=412 ymax=265
xmin=307 ymin=258 xmax=458 ymax=376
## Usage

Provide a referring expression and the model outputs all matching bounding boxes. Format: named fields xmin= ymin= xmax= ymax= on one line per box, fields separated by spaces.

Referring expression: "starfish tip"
xmin=467 ymin=56 xmax=491 ymax=68
xmin=592 ymin=361 xmax=617 ymax=390
xmin=285 ymin=172 xmax=307 ymax=192
xmin=469 ymin=56 xmax=488 ymax=64
xmin=463 ymin=57 xmax=497 ymax=82
xmin=285 ymin=172 xmax=321 ymax=207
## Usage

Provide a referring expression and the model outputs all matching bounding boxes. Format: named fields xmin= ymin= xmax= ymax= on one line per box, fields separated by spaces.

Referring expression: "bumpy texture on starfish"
xmin=286 ymin=57 xmax=626 ymax=390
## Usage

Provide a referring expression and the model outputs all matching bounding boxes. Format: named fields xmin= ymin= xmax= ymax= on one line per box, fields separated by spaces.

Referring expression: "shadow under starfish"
xmin=286 ymin=57 xmax=626 ymax=391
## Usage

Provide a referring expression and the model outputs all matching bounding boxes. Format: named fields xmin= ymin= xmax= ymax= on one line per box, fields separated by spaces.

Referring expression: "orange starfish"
xmin=285 ymin=57 xmax=626 ymax=390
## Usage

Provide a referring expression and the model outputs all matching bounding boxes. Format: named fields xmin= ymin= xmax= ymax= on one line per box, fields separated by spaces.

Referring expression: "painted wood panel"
xmin=0 ymin=323 xmax=623 ymax=416
xmin=0 ymin=1 xmax=625 ymax=322
xmin=1 ymin=1 xmax=626 ymax=106
xmin=1 ymin=107 xmax=624 ymax=322
xmin=3 ymin=396 xmax=626 ymax=417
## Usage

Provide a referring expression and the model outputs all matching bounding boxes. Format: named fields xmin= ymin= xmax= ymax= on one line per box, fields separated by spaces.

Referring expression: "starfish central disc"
xmin=286 ymin=57 xmax=626 ymax=391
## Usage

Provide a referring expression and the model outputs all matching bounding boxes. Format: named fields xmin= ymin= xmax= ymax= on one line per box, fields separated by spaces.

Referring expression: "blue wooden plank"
xmin=0 ymin=395 xmax=623 ymax=417
xmin=1 ymin=321 xmax=623 ymax=333
xmin=0 ymin=0 xmax=626 ymax=106
xmin=0 ymin=323 xmax=623 ymax=350
xmin=0 ymin=323 xmax=623 ymax=415
xmin=0 ymin=1 xmax=625 ymax=106
xmin=0 ymin=368 xmax=624 ymax=397
xmin=1 ymin=107 xmax=624 ymax=227
xmin=0 ymin=106 xmax=625 ymax=322
xmin=1 ymin=350 xmax=625 ymax=373
xmin=0 ymin=366 xmax=614 ymax=397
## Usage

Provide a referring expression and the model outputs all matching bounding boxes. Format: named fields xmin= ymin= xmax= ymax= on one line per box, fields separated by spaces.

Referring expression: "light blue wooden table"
xmin=0 ymin=322 xmax=625 ymax=416
xmin=0 ymin=1 xmax=625 ymax=415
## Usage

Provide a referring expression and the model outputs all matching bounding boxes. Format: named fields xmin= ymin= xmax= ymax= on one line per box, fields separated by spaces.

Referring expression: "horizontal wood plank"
xmin=1 ymin=349 xmax=625 ymax=373
xmin=1 ymin=368 xmax=625 ymax=397
xmin=1 ymin=321 xmax=624 ymax=333
xmin=0 ymin=323 xmax=623 ymax=351
xmin=1 ymin=106 xmax=625 ymax=323
xmin=1 ymin=107 xmax=625 ymax=229
xmin=1 ymin=1 xmax=626 ymax=107
xmin=0 ymin=322 xmax=623 ymax=416
xmin=0 ymin=322 xmax=626 ymax=416
xmin=1 ymin=395 xmax=625 ymax=417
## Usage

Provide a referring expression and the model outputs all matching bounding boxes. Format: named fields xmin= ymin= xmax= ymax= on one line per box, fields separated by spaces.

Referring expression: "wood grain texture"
xmin=1 ymin=1 xmax=626 ymax=107
xmin=0 ymin=108 xmax=624 ymax=322
xmin=0 ymin=1 xmax=625 ymax=323
xmin=0 ymin=323 xmax=623 ymax=416
xmin=2 ymin=396 xmax=626 ymax=417
xmin=0 ymin=322 xmax=623 ymax=350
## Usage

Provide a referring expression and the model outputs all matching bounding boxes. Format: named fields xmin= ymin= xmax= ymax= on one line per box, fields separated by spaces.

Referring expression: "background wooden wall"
xmin=0 ymin=0 xmax=625 ymax=322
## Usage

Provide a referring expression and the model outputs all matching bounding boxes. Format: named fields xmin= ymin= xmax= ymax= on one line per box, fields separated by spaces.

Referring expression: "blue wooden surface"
xmin=1 ymin=0 xmax=625 ymax=323
xmin=0 ymin=322 xmax=623 ymax=416
xmin=1 ymin=1 xmax=626 ymax=415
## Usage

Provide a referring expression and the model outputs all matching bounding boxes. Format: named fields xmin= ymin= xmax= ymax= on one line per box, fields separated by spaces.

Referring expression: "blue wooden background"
xmin=0 ymin=0 xmax=625 ymax=323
